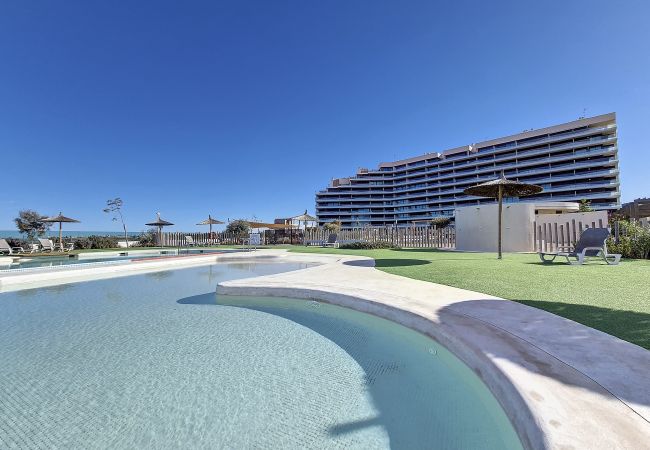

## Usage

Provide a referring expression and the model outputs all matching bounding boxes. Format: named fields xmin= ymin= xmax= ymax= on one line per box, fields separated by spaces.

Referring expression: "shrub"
xmin=607 ymin=220 xmax=650 ymax=259
xmin=579 ymin=199 xmax=594 ymax=212
xmin=430 ymin=217 xmax=451 ymax=228
xmin=339 ymin=241 xmax=400 ymax=250
xmin=6 ymin=237 xmax=29 ymax=249
xmin=137 ymin=229 xmax=158 ymax=247
xmin=68 ymin=235 xmax=120 ymax=250
xmin=323 ymin=220 xmax=341 ymax=233
xmin=226 ymin=220 xmax=251 ymax=238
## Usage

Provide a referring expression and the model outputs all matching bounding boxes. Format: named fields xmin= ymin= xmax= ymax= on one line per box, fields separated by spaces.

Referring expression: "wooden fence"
xmin=159 ymin=227 xmax=455 ymax=249
xmin=159 ymin=231 xmax=243 ymax=246
xmin=305 ymin=226 xmax=455 ymax=249
xmin=533 ymin=211 xmax=608 ymax=253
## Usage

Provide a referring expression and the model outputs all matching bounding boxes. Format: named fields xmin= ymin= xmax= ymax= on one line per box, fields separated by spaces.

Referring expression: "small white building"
xmin=455 ymin=201 xmax=603 ymax=253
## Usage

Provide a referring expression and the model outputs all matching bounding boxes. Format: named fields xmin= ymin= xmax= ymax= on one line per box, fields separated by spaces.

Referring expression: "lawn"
xmin=289 ymin=247 xmax=650 ymax=350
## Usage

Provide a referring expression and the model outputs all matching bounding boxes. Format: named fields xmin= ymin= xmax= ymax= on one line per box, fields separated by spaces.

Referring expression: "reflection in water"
xmin=144 ymin=270 xmax=174 ymax=280
xmin=15 ymin=283 xmax=75 ymax=298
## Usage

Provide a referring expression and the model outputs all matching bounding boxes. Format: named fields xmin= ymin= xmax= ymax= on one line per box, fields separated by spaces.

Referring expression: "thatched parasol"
xmin=464 ymin=175 xmax=543 ymax=259
xmin=146 ymin=212 xmax=174 ymax=247
xmin=197 ymin=214 xmax=224 ymax=237
xmin=42 ymin=212 xmax=80 ymax=250
xmin=291 ymin=210 xmax=317 ymax=244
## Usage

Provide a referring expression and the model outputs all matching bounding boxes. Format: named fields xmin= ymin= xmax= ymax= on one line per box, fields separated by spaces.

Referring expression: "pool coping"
xmin=215 ymin=250 xmax=650 ymax=450
xmin=0 ymin=251 xmax=255 ymax=291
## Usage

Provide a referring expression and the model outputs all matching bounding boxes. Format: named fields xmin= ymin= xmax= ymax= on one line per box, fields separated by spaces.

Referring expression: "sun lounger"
xmin=185 ymin=236 xmax=196 ymax=246
xmin=38 ymin=238 xmax=56 ymax=252
xmin=0 ymin=239 xmax=25 ymax=255
xmin=539 ymin=227 xmax=621 ymax=265
xmin=322 ymin=234 xmax=339 ymax=248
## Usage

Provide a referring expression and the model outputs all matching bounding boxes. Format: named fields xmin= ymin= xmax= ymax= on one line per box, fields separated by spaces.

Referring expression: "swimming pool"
xmin=0 ymin=261 xmax=521 ymax=449
xmin=0 ymin=248 xmax=235 ymax=271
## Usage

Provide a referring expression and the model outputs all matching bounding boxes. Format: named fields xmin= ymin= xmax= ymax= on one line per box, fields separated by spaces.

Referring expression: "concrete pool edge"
xmin=215 ymin=251 xmax=650 ymax=450
xmin=0 ymin=250 xmax=327 ymax=292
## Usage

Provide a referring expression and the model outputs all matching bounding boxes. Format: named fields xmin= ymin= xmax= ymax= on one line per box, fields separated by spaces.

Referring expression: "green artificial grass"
xmin=289 ymin=247 xmax=650 ymax=350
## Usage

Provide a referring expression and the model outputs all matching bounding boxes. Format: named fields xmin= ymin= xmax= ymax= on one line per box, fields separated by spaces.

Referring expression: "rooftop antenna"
xmin=579 ymin=107 xmax=586 ymax=119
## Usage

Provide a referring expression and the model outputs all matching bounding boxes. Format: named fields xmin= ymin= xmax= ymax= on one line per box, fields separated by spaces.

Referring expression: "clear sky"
xmin=1 ymin=0 xmax=648 ymax=232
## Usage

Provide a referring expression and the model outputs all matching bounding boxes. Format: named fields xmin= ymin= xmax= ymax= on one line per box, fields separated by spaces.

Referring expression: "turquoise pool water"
xmin=1 ymin=249 xmax=233 ymax=271
xmin=0 ymin=262 xmax=522 ymax=449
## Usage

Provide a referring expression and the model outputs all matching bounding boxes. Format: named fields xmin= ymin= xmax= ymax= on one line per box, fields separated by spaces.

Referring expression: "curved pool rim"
xmin=216 ymin=250 xmax=650 ymax=450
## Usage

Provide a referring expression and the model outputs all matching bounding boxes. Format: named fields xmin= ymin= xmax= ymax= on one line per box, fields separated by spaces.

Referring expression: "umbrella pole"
xmin=59 ymin=222 xmax=63 ymax=251
xmin=498 ymin=185 xmax=503 ymax=259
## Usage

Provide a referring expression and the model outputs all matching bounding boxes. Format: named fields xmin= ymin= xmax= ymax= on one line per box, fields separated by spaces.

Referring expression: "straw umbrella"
xmin=197 ymin=214 xmax=224 ymax=243
xmin=291 ymin=210 xmax=317 ymax=244
xmin=145 ymin=212 xmax=174 ymax=247
xmin=42 ymin=212 xmax=81 ymax=250
xmin=463 ymin=175 xmax=543 ymax=259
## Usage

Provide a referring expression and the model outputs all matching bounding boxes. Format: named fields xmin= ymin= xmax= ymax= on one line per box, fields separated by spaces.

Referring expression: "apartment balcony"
xmin=379 ymin=124 xmax=616 ymax=175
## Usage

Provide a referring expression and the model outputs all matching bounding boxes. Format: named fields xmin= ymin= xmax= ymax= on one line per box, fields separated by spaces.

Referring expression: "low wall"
xmin=456 ymin=203 xmax=536 ymax=252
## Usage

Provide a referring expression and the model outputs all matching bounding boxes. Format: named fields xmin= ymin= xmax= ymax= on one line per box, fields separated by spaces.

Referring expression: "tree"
xmin=430 ymin=217 xmax=451 ymax=229
xmin=226 ymin=220 xmax=250 ymax=238
xmin=103 ymin=198 xmax=130 ymax=248
xmin=323 ymin=220 xmax=341 ymax=233
xmin=14 ymin=209 xmax=51 ymax=243
xmin=579 ymin=199 xmax=594 ymax=212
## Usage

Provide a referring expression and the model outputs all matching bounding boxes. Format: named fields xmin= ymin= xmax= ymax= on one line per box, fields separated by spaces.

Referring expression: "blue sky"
xmin=1 ymin=0 xmax=648 ymax=232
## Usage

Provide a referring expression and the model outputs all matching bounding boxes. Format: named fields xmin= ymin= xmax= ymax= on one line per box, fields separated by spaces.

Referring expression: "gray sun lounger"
xmin=38 ymin=238 xmax=57 ymax=252
xmin=185 ymin=236 xmax=197 ymax=246
xmin=539 ymin=227 xmax=621 ymax=265
xmin=0 ymin=239 xmax=25 ymax=255
xmin=322 ymin=234 xmax=339 ymax=248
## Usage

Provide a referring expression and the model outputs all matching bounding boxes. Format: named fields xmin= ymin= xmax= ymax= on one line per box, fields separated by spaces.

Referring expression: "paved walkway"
xmin=217 ymin=250 xmax=650 ymax=450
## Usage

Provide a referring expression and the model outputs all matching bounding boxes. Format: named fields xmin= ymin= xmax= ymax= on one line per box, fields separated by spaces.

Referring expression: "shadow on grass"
xmin=373 ymin=259 xmax=431 ymax=268
xmin=515 ymin=299 xmax=650 ymax=350
xmin=524 ymin=261 xmax=615 ymax=266
xmin=390 ymin=248 xmax=455 ymax=253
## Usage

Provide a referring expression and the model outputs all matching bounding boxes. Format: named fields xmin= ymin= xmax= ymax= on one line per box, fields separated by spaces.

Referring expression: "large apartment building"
xmin=316 ymin=113 xmax=620 ymax=228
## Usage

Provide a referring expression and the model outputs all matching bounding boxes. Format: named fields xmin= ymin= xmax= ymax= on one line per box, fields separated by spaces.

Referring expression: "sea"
xmin=0 ymin=230 xmax=143 ymax=239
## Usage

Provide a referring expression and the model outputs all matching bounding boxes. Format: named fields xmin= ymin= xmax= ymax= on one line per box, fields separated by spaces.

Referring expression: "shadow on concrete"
xmin=438 ymin=299 xmax=650 ymax=414
xmin=342 ymin=259 xmax=375 ymax=268
xmin=515 ymin=299 xmax=650 ymax=351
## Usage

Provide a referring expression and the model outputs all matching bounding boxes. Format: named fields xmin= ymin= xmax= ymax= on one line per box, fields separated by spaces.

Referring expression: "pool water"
xmin=1 ymin=248 xmax=232 ymax=271
xmin=0 ymin=262 xmax=522 ymax=449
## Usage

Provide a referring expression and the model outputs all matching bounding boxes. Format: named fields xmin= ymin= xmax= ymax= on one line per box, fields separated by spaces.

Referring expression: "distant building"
xmin=619 ymin=198 xmax=650 ymax=220
xmin=316 ymin=113 xmax=620 ymax=228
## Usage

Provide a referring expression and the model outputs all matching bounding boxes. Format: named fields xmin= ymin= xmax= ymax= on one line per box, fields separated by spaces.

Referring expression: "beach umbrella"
xmin=42 ymin=212 xmax=80 ymax=250
xmin=197 ymin=214 xmax=224 ymax=237
xmin=291 ymin=210 xmax=317 ymax=244
xmin=145 ymin=212 xmax=174 ymax=247
xmin=464 ymin=175 xmax=543 ymax=259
